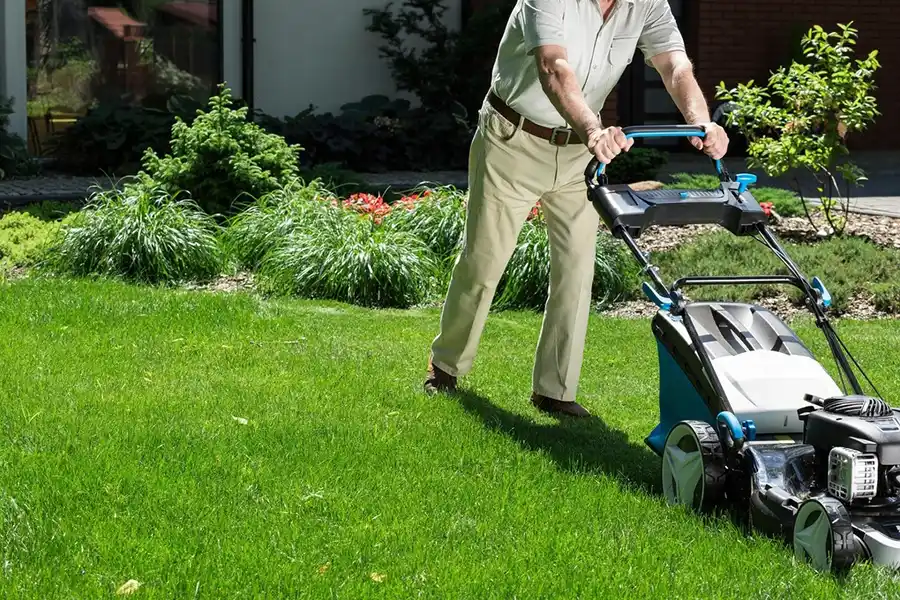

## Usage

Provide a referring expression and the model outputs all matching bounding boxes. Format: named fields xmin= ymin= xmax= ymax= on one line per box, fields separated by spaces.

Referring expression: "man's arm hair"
xmin=650 ymin=49 xmax=711 ymax=125
xmin=533 ymin=44 xmax=602 ymax=140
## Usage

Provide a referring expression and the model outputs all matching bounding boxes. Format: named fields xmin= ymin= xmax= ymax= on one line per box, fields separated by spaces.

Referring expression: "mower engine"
xmin=802 ymin=394 xmax=900 ymax=505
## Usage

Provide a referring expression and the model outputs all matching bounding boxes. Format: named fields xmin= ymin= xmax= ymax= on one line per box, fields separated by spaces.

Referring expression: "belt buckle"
xmin=550 ymin=127 xmax=572 ymax=146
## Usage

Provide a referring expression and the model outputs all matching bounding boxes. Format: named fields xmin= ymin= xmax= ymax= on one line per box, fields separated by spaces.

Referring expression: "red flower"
xmin=760 ymin=201 xmax=774 ymax=216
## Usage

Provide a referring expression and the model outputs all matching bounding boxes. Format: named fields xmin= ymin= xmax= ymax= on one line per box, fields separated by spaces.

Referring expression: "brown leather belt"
xmin=488 ymin=91 xmax=582 ymax=147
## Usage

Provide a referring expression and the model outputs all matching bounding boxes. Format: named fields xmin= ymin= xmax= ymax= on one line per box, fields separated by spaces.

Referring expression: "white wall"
xmin=252 ymin=0 xmax=462 ymax=119
xmin=1 ymin=0 xmax=27 ymax=139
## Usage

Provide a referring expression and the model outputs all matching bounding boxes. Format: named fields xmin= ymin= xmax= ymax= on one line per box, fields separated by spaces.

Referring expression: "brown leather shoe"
xmin=531 ymin=393 xmax=591 ymax=418
xmin=424 ymin=361 xmax=457 ymax=394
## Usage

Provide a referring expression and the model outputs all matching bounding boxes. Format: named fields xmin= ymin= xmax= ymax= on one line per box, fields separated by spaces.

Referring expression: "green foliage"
xmin=257 ymin=206 xmax=439 ymax=309
xmin=0 ymin=97 xmax=39 ymax=180
xmin=654 ymin=231 xmax=900 ymax=314
xmin=50 ymin=175 xmax=224 ymax=284
xmin=142 ymin=85 xmax=302 ymax=217
xmin=606 ymin=148 xmax=669 ymax=184
xmin=223 ymin=178 xmax=338 ymax=269
xmin=0 ymin=211 xmax=63 ymax=272
xmin=716 ymin=23 xmax=881 ymax=234
xmin=382 ymin=186 xmax=467 ymax=262
xmin=47 ymin=94 xmax=203 ymax=175
xmin=363 ymin=0 xmax=512 ymax=121
xmin=664 ymin=173 xmax=804 ymax=217
xmin=297 ymin=162 xmax=364 ymax=192
xmin=493 ymin=222 xmax=639 ymax=312
xmin=19 ymin=200 xmax=81 ymax=221
xmin=870 ymin=282 xmax=900 ymax=315
xmin=257 ymin=94 xmax=473 ymax=172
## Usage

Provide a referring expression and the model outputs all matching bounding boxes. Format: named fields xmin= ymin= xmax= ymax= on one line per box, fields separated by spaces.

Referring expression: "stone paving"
xmin=2 ymin=152 xmax=899 ymax=217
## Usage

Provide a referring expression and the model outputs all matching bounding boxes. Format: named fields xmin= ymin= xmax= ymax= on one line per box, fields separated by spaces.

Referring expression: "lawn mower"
xmin=584 ymin=125 xmax=900 ymax=575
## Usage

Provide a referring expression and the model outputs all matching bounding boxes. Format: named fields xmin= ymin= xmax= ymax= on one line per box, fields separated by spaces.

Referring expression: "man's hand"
xmin=586 ymin=126 xmax=634 ymax=164
xmin=689 ymin=122 xmax=729 ymax=160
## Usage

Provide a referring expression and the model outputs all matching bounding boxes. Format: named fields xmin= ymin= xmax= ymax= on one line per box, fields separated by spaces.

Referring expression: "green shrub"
xmin=663 ymin=173 xmax=804 ymax=217
xmin=653 ymin=231 xmax=900 ymax=313
xmin=257 ymin=206 xmax=438 ymax=309
xmin=871 ymin=283 xmax=900 ymax=314
xmin=224 ymin=178 xmax=338 ymax=269
xmin=20 ymin=200 xmax=81 ymax=221
xmin=0 ymin=211 xmax=62 ymax=271
xmin=716 ymin=23 xmax=881 ymax=235
xmin=0 ymin=96 xmax=39 ymax=180
xmin=382 ymin=186 xmax=467 ymax=263
xmin=142 ymin=85 xmax=302 ymax=217
xmin=50 ymin=175 xmax=224 ymax=284
xmin=492 ymin=221 xmax=639 ymax=312
xmin=605 ymin=147 xmax=668 ymax=184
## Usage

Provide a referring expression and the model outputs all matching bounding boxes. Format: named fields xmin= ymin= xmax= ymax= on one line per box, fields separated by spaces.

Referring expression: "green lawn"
xmin=2 ymin=278 xmax=900 ymax=598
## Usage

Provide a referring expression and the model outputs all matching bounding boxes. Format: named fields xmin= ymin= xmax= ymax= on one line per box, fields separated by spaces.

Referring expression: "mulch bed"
xmin=601 ymin=205 xmax=900 ymax=321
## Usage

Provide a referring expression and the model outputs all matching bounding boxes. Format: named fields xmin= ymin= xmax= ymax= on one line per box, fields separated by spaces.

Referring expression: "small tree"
xmin=716 ymin=23 xmax=880 ymax=235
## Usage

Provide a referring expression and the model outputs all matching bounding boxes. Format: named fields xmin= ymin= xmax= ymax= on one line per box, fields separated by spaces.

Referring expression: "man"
xmin=424 ymin=0 xmax=729 ymax=417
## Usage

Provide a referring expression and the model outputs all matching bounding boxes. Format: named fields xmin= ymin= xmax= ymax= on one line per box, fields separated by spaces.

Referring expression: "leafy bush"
xmin=142 ymin=85 xmax=302 ymax=217
xmin=654 ymin=231 xmax=900 ymax=314
xmin=716 ymin=23 xmax=881 ymax=235
xmin=224 ymin=178 xmax=338 ymax=269
xmin=257 ymin=206 xmax=439 ymax=309
xmin=0 ymin=97 xmax=39 ymax=180
xmin=47 ymin=94 xmax=203 ymax=175
xmin=257 ymin=95 xmax=472 ymax=172
xmin=871 ymin=283 xmax=900 ymax=315
xmin=664 ymin=173 xmax=804 ymax=217
xmin=363 ymin=0 xmax=512 ymax=122
xmin=492 ymin=220 xmax=639 ymax=312
xmin=0 ymin=211 xmax=63 ymax=271
xmin=606 ymin=148 xmax=668 ymax=184
xmin=50 ymin=174 xmax=224 ymax=284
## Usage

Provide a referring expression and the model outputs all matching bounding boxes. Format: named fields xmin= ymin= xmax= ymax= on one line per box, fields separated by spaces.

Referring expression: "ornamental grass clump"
xmin=224 ymin=177 xmax=338 ymax=269
xmin=50 ymin=174 xmax=224 ymax=284
xmin=382 ymin=185 xmax=467 ymax=263
xmin=492 ymin=208 xmax=639 ymax=312
xmin=257 ymin=206 xmax=439 ymax=309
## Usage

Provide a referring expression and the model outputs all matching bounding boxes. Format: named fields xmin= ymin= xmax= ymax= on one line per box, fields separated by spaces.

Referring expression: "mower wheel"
xmin=792 ymin=496 xmax=858 ymax=574
xmin=661 ymin=420 xmax=726 ymax=513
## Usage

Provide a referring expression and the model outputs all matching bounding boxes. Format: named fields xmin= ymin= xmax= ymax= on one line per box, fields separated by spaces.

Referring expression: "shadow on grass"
xmin=452 ymin=389 xmax=662 ymax=494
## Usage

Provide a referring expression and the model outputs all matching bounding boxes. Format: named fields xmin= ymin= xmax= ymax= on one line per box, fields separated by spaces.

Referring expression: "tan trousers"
xmin=430 ymin=99 xmax=600 ymax=403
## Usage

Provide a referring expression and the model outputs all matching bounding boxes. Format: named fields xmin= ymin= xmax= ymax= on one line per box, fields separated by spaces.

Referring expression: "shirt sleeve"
xmin=638 ymin=0 xmax=686 ymax=62
xmin=520 ymin=0 xmax=567 ymax=53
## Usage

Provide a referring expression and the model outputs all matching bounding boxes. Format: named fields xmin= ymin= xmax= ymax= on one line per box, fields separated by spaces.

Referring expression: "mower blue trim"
xmin=736 ymin=173 xmax=758 ymax=194
xmin=812 ymin=277 xmax=832 ymax=308
xmin=742 ymin=419 xmax=758 ymax=441
xmin=596 ymin=128 xmax=708 ymax=176
xmin=642 ymin=282 xmax=672 ymax=311
xmin=645 ymin=337 xmax=715 ymax=455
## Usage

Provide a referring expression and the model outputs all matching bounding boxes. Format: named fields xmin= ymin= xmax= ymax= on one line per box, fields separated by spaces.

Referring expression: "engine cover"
xmin=804 ymin=400 xmax=900 ymax=465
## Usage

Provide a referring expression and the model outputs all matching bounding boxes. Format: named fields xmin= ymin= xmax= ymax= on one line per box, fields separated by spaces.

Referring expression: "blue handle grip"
xmin=584 ymin=125 xmax=724 ymax=181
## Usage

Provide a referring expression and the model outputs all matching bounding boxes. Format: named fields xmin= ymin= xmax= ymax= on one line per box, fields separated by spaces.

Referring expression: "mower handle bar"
xmin=583 ymin=124 xmax=724 ymax=182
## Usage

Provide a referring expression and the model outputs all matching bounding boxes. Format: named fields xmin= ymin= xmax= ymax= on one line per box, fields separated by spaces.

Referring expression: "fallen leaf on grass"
xmin=232 ymin=416 xmax=249 ymax=425
xmin=116 ymin=579 xmax=141 ymax=595
xmin=370 ymin=572 xmax=386 ymax=583
xmin=318 ymin=562 xmax=331 ymax=575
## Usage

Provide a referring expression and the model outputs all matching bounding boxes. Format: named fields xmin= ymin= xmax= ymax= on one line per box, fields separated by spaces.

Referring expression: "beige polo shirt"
xmin=490 ymin=0 xmax=686 ymax=128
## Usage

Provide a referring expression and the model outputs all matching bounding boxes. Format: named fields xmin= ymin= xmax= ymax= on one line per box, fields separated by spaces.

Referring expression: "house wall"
xmin=2 ymin=0 xmax=28 ymax=139
xmin=693 ymin=0 xmax=899 ymax=149
xmin=252 ymin=0 xmax=463 ymax=119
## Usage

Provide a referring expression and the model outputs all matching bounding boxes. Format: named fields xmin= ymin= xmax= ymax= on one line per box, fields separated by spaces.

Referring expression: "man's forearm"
xmin=538 ymin=57 xmax=601 ymax=139
xmin=663 ymin=61 xmax=711 ymax=125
